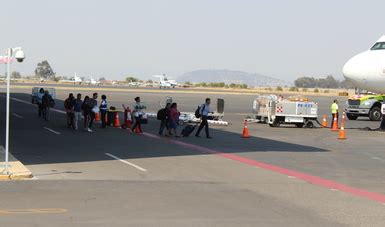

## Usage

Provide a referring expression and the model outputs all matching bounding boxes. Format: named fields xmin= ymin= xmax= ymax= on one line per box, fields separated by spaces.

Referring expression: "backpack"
xmin=64 ymin=98 xmax=72 ymax=109
xmin=194 ymin=104 xmax=205 ymax=118
xmin=49 ymin=98 xmax=55 ymax=108
xmin=157 ymin=108 xmax=167 ymax=120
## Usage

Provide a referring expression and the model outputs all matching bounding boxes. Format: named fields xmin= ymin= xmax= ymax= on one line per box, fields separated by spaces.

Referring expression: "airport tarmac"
xmin=0 ymin=86 xmax=385 ymax=226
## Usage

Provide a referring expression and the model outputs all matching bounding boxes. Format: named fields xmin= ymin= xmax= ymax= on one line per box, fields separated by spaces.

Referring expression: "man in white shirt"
xmin=195 ymin=98 xmax=212 ymax=139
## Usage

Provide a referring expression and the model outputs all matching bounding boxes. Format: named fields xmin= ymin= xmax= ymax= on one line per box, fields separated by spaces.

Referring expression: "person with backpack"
xmin=36 ymin=88 xmax=45 ymax=118
xmin=100 ymin=95 xmax=108 ymax=128
xmin=195 ymin=98 xmax=213 ymax=139
xmin=168 ymin=103 xmax=180 ymax=137
xmin=158 ymin=103 xmax=170 ymax=136
xmin=64 ymin=93 xmax=75 ymax=128
xmin=42 ymin=90 xmax=54 ymax=122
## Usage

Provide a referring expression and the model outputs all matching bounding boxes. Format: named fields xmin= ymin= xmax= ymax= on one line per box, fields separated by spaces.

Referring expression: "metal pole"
xmin=5 ymin=48 xmax=11 ymax=174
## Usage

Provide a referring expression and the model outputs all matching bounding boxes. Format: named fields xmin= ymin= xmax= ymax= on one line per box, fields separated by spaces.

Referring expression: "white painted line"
xmin=105 ymin=153 xmax=147 ymax=172
xmin=288 ymin=176 xmax=296 ymax=179
xmin=330 ymin=188 xmax=338 ymax=191
xmin=9 ymin=97 xmax=66 ymax=114
xmin=11 ymin=113 xmax=24 ymax=119
xmin=10 ymin=97 xmax=31 ymax=105
xmin=371 ymin=157 xmax=383 ymax=161
xmin=43 ymin=127 xmax=61 ymax=135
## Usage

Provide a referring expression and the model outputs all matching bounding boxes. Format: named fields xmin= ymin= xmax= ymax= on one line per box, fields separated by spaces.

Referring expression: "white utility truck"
xmin=252 ymin=95 xmax=318 ymax=128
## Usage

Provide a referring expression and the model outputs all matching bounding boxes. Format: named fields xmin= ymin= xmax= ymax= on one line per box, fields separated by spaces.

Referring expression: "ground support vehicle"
xmin=251 ymin=95 xmax=318 ymax=128
xmin=345 ymin=94 xmax=385 ymax=121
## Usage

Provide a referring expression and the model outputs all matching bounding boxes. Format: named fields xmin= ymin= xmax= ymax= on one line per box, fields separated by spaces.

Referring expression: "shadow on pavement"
xmin=0 ymin=93 xmax=328 ymax=166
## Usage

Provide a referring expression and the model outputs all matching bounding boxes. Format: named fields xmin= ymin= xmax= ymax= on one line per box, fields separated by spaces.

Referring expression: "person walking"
xmin=72 ymin=93 xmax=83 ymax=131
xmin=82 ymin=96 xmax=92 ymax=132
xmin=100 ymin=95 xmax=108 ymax=128
xmin=42 ymin=90 xmax=54 ymax=122
xmin=195 ymin=98 xmax=213 ymax=139
xmin=131 ymin=97 xmax=146 ymax=133
xmin=88 ymin=93 xmax=98 ymax=131
xmin=158 ymin=103 xmax=170 ymax=136
xmin=331 ymin=99 xmax=339 ymax=128
xmin=36 ymin=88 xmax=45 ymax=118
xmin=168 ymin=103 xmax=180 ymax=137
xmin=64 ymin=93 xmax=75 ymax=128
xmin=380 ymin=103 xmax=385 ymax=131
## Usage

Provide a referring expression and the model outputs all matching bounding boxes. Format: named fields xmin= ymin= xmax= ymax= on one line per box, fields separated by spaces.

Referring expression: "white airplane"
xmin=153 ymin=74 xmax=178 ymax=88
xmin=84 ymin=76 xmax=101 ymax=86
xmin=59 ymin=73 xmax=83 ymax=84
xmin=343 ymin=35 xmax=385 ymax=93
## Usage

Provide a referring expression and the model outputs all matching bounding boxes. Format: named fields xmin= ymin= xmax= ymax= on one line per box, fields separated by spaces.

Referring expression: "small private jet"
xmin=153 ymin=74 xmax=178 ymax=89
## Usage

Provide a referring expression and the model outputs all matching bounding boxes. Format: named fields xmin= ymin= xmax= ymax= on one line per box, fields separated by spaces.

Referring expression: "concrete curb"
xmin=0 ymin=161 xmax=33 ymax=180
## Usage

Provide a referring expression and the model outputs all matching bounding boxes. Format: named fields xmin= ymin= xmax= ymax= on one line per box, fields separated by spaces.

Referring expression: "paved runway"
xmin=0 ymin=86 xmax=385 ymax=226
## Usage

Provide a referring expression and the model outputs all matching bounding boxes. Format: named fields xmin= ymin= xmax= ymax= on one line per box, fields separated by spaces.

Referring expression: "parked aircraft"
xmin=343 ymin=35 xmax=385 ymax=93
xmin=153 ymin=74 xmax=178 ymax=88
xmin=59 ymin=73 xmax=83 ymax=84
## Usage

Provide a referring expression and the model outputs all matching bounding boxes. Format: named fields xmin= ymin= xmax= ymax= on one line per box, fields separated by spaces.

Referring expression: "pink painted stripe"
xmin=143 ymin=132 xmax=385 ymax=203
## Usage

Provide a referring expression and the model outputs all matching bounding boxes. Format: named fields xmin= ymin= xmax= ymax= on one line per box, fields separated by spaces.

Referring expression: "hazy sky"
xmin=1 ymin=0 xmax=385 ymax=81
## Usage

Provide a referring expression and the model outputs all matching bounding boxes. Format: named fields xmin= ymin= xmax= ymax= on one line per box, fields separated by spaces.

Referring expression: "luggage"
xmin=181 ymin=124 xmax=196 ymax=137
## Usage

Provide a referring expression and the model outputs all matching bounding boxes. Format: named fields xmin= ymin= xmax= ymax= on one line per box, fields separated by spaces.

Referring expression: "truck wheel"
xmin=295 ymin=123 xmax=304 ymax=128
xmin=269 ymin=119 xmax=280 ymax=127
xmin=177 ymin=120 xmax=185 ymax=126
xmin=346 ymin=113 xmax=358 ymax=120
xmin=369 ymin=107 xmax=382 ymax=121
xmin=305 ymin=121 xmax=314 ymax=128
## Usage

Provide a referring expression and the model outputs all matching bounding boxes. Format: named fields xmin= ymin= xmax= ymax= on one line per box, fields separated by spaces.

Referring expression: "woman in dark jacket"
xmin=42 ymin=90 xmax=54 ymax=121
xmin=82 ymin=96 xmax=91 ymax=131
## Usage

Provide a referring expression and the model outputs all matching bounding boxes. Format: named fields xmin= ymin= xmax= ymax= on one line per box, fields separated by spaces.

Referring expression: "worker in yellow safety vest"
xmin=330 ymin=99 xmax=339 ymax=128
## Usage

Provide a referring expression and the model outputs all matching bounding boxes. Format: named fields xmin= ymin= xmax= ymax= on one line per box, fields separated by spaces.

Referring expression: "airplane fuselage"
xmin=343 ymin=36 xmax=385 ymax=93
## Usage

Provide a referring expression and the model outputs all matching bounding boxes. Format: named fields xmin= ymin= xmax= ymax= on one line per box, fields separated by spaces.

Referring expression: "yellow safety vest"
xmin=331 ymin=103 xmax=338 ymax=114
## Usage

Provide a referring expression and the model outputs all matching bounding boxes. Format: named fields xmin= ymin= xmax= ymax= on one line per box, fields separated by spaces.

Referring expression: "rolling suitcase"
xmin=181 ymin=124 xmax=196 ymax=137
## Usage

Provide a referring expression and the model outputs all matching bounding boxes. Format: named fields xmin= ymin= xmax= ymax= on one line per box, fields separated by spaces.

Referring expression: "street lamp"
xmin=4 ymin=47 xmax=25 ymax=175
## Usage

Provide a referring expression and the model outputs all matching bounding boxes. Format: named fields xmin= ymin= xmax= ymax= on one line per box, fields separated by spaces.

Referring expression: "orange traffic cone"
xmin=331 ymin=115 xmax=338 ymax=132
xmin=134 ymin=126 xmax=141 ymax=133
xmin=338 ymin=112 xmax=347 ymax=139
xmin=242 ymin=120 xmax=250 ymax=138
xmin=95 ymin=112 xmax=100 ymax=122
xmin=322 ymin=114 xmax=328 ymax=128
xmin=338 ymin=126 xmax=346 ymax=140
xmin=113 ymin=112 xmax=120 ymax=128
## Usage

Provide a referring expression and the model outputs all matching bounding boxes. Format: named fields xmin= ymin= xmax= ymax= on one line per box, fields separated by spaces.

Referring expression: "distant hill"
xmin=177 ymin=70 xmax=291 ymax=87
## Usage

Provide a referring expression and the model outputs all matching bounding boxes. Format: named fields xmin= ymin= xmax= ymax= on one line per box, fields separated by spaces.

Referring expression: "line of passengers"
xmin=38 ymin=90 xmax=212 ymax=138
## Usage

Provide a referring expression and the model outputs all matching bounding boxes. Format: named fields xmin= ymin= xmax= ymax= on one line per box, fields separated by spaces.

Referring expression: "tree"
xmin=294 ymin=77 xmax=316 ymax=88
xmin=35 ymin=60 xmax=55 ymax=79
xmin=294 ymin=75 xmax=340 ymax=88
xmin=146 ymin=79 xmax=153 ymax=84
xmin=126 ymin=76 xmax=139 ymax=82
xmin=11 ymin=71 xmax=22 ymax=79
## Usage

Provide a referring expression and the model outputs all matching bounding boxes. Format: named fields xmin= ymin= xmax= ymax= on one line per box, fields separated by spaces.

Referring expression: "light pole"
xmin=4 ymin=47 xmax=25 ymax=175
